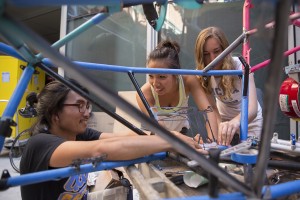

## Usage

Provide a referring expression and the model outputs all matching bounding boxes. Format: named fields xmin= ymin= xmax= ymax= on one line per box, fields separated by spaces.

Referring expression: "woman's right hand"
xmin=171 ymin=131 xmax=208 ymax=154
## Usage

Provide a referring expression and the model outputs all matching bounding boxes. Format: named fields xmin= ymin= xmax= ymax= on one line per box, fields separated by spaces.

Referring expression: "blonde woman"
xmin=195 ymin=27 xmax=263 ymax=146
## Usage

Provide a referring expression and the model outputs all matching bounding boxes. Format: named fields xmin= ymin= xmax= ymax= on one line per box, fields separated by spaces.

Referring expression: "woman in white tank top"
xmin=136 ymin=40 xmax=219 ymax=141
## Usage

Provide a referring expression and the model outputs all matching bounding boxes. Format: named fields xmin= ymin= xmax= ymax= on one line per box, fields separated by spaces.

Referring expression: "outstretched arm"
xmin=49 ymin=132 xmax=206 ymax=168
xmin=186 ymin=75 xmax=219 ymax=142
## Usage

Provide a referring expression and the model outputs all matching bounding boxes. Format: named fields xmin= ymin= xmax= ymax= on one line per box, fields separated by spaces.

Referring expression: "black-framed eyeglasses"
xmin=63 ymin=103 xmax=92 ymax=113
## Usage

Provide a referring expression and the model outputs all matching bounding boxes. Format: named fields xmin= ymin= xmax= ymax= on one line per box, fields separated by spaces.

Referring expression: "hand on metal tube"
xmin=218 ymin=119 xmax=240 ymax=146
xmin=171 ymin=131 xmax=208 ymax=154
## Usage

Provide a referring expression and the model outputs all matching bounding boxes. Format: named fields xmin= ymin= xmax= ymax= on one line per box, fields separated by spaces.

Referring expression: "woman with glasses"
xmin=20 ymin=79 xmax=204 ymax=200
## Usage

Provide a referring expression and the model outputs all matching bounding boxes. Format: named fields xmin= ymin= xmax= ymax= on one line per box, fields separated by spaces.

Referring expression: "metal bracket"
xmin=220 ymin=139 xmax=253 ymax=157
xmin=0 ymin=117 xmax=17 ymax=138
xmin=71 ymin=154 xmax=107 ymax=171
xmin=284 ymin=63 xmax=300 ymax=74
xmin=0 ymin=169 xmax=11 ymax=191
xmin=20 ymin=65 xmax=40 ymax=74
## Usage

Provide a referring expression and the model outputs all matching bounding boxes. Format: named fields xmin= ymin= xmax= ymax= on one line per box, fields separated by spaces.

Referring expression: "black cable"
xmin=238 ymin=56 xmax=250 ymax=97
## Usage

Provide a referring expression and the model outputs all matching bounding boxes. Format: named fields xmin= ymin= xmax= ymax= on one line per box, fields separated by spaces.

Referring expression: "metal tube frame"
xmin=0 ymin=0 xmax=299 ymax=199
xmin=0 ymin=5 xmax=254 ymax=198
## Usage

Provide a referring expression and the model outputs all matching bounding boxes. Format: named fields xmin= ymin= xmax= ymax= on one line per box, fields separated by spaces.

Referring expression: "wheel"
xmin=9 ymin=129 xmax=31 ymax=173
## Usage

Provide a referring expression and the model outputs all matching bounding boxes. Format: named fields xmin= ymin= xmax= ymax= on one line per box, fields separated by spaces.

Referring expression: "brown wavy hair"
xmin=194 ymin=27 xmax=235 ymax=100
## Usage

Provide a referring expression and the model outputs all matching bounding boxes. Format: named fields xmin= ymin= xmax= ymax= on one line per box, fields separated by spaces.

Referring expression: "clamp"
xmin=71 ymin=154 xmax=107 ymax=171
xmin=220 ymin=139 xmax=253 ymax=157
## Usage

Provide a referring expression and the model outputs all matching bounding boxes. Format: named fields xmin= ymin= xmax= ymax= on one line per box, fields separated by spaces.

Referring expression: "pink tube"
xmin=292 ymin=19 xmax=300 ymax=27
xmin=242 ymin=0 xmax=252 ymax=64
xmin=251 ymin=46 xmax=300 ymax=72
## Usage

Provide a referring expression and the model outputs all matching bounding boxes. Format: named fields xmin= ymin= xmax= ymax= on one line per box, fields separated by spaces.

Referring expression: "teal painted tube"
xmin=173 ymin=0 xmax=203 ymax=9
xmin=37 ymin=13 xmax=109 ymax=59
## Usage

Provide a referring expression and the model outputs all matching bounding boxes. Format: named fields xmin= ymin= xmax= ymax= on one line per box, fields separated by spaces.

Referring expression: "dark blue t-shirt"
xmin=20 ymin=128 xmax=101 ymax=200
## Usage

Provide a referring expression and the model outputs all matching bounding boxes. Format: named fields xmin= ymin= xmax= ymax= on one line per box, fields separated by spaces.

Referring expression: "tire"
xmin=9 ymin=129 xmax=31 ymax=173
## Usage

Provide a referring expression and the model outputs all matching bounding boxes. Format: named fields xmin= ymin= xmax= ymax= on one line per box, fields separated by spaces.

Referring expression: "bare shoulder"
xmin=182 ymin=75 xmax=200 ymax=88
xmin=137 ymin=83 xmax=155 ymax=105
xmin=140 ymin=83 xmax=152 ymax=96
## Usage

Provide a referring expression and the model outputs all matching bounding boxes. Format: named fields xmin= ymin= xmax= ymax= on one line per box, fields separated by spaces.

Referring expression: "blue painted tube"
xmin=8 ymin=0 xmax=160 ymax=6
xmin=262 ymin=180 xmax=300 ymax=199
xmin=41 ymin=59 xmax=242 ymax=76
xmin=6 ymin=152 xmax=166 ymax=187
xmin=164 ymin=192 xmax=246 ymax=200
xmin=75 ymin=61 xmax=242 ymax=76
xmin=0 ymin=65 xmax=34 ymax=152
xmin=1 ymin=65 xmax=35 ymax=117
xmin=0 ymin=42 xmax=25 ymax=61
xmin=240 ymin=96 xmax=248 ymax=141
xmin=217 ymin=145 xmax=228 ymax=151
xmin=231 ymin=152 xmax=257 ymax=164
xmin=239 ymin=56 xmax=249 ymax=142
xmin=166 ymin=180 xmax=300 ymax=200
xmin=35 ymin=58 xmax=242 ymax=76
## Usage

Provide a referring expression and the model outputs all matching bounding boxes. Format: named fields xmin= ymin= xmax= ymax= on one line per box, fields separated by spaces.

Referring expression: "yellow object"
xmin=0 ymin=56 xmax=45 ymax=139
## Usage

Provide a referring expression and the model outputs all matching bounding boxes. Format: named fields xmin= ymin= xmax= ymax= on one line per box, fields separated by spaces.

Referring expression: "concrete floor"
xmin=0 ymin=148 xmax=22 ymax=199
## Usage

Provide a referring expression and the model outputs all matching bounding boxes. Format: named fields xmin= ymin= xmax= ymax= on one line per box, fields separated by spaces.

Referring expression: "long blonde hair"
xmin=195 ymin=27 xmax=235 ymax=100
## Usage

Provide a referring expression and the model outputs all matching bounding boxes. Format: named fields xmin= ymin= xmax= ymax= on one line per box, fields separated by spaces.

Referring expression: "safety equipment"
xmin=279 ymin=77 xmax=300 ymax=119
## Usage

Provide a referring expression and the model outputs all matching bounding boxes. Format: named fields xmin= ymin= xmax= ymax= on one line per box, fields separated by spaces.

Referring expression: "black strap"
xmin=112 ymin=169 xmax=133 ymax=200
xmin=142 ymin=4 xmax=158 ymax=29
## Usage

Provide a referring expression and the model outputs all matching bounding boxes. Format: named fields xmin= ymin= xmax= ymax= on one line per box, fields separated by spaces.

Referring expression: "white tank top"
xmin=210 ymin=57 xmax=263 ymax=139
xmin=150 ymin=75 xmax=189 ymax=131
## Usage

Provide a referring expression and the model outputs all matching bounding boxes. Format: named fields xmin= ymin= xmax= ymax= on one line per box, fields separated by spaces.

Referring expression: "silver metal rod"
xmin=203 ymin=32 xmax=246 ymax=72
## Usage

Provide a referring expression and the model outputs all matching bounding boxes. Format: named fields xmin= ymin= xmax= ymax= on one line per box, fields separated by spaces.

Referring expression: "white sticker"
xmin=291 ymin=83 xmax=299 ymax=89
xmin=2 ymin=72 xmax=10 ymax=82
xmin=279 ymin=94 xmax=289 ymax=112
xmin=291 ymin=100 xmax=300 ymax=117
xmin=33 ymin=75 xmax=38 ymax=85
